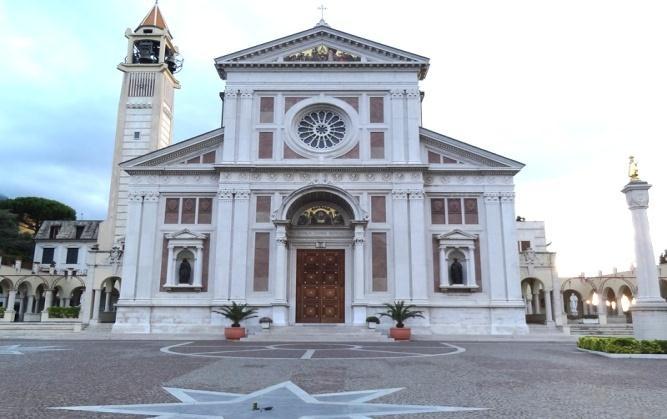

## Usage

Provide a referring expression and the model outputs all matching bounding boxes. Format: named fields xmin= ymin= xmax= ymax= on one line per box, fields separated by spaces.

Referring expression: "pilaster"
xmin=213 ymin=188 xmax=234 ymax=301
xmin=405 ymin=89 xmax=421 ymax=163
xmin=221 ymin=88 xmax=238 ymax=162
xmin=500 ymin=192 xmax=522 ymax=301
xmin=237 ymin=89 xmax=253 ymax=163
xmin=483 ymin=192 xmax=505 ymax=301
xmin=391 ymin=189 xmax=410 ymax=299
xmin=119 ymin=191 xmax=144 ymax=299
xmin=408 ymin=190 xmax=428 ymax=301
xmin=390 ymin=89 xmax=405 ymax=162
xmin=136 ymin=191 xmax=160 ymax=299
xmin=230 ymin=189 xmax=251 ymax=300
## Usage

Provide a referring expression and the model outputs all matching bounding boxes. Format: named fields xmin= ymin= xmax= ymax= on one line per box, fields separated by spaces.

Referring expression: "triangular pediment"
xmin=166 ymin=229 xmax=206 ymax=240
xmin=420 ymin=127 xmax=524 ymax=173
xmin=120 ymin=128 xmax=223 ymax=170
xmin=215 ymin=24 xmax=429 ymax=80
xmin=437 ymin=229 xmax=478 ymax=241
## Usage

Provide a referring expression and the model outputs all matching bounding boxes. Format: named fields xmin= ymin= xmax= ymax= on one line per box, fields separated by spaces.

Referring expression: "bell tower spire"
xmin=102 ymin=2 xmax=183 ymax=247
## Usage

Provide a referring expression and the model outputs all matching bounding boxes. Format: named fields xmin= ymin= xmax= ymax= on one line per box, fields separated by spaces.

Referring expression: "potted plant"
xmin=379 ymin=300 xmax=424 ymax=341
xmin=365 ymin=316 xmax=380 ymax=329
xmin=259 ymin=316 xmax=273 ymax=330
xmin=214 ymin=302 xmax=258 ymax=340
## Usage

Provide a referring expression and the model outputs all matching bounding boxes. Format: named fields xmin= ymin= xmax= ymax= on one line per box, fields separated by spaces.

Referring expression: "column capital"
xmin=390 ymin=89 xmax=404 ymax=98
xmin=239 ymin=88 xmax=253 ymax=98
xmin=391 ymin=189 xmax=409 ymax=200
xmin=408 ymin=190 xmax=424 ymax=200
xmin=483 ymin=192 xmax=500 ymax=203
xmin=218 ymin=189 xmax=234 ymax=200
xmin=405 ymin=88 xmax=420 ymax=98
xmin=622 ymin=181 xmax=651 ymax=209
xmin=499 ymin=192 xmax=515 ymax=202
xmin=224 ymin=87 xmax=238 ymax=98
xmin=142 ymin=191 xmax=160 ymax=203
xmin=128 ymin=191 xmax=144 ymax=203
xmin=234 ymin=189 xmax=251 ymax=200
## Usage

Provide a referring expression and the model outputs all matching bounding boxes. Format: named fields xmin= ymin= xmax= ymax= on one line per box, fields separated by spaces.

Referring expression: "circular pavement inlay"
xmin=161 ymin=341 xmax=464 ymax=360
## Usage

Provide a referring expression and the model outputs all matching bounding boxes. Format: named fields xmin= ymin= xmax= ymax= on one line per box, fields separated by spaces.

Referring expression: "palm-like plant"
xmin=378 ymin=300 xmax=424 ymax=328
xmin=214 ymin=302 xmax=258 ymax=327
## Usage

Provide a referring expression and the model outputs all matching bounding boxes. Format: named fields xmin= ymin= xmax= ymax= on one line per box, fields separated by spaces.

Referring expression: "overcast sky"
xmin=1 ymin=0 xmax=665 ymax=277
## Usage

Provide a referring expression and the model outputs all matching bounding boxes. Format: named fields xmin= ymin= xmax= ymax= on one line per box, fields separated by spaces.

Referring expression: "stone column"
xmin=389 ymin=89 xmax=405 ymax=162
xmin=408 ymin=190 xmax=428 ymax=301
xmin=213 ymin=189 xmax=234 ymax=302
xmin=119 ymin=191 xmax=144 ymax=299
xmin=532 ymin=291 xmax=541 ymax=314
xmin=544 ymin=289 xmax=555 ymax=326
xmin=26 ymin=295 xmax=34 ymax=314
xmin=597 ymin=294 xmax=608 ymax=325
xmin=91 ymin=288 xmax=102 ymax=322
xmin=136 ymin=191 xmax=159 ymax=299
xmin=617 ymin=295 xmax=625 ymax=317
xmin=104 ymin=290 xmax=112 ymax=312
xmin=405 ymin=89 xmax=422 ymax=163
xmin=438 ymin=244 xmax=448 ymax=288
xmin=391 ymin=190 xmax=411 ymax=299
xmin=525 ymin=296 xmax=533 ymax=314
xmin=237 ymin=89 xmax=253 ymax=163
xmin=221 ymin=88 xmax=238 ymax=162
xmin=553 ymin=289 xmax=565 ymax=326
xmin=40 ymin=289 xmax=52 ymax=321
xmin=483 ymin=193 xmax=505 ymax=301
xmin=230 ymin=189 xmax=250 ymax=300
xmin=17 ymin=295 xmax=24 ymax=320
xmin=622 ymin=180 xmax=667 ymax=339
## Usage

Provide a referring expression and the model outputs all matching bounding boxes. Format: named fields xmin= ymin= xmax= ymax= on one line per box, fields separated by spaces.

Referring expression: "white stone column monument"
xmin=622 ymin=159 xmax=667 ymax=339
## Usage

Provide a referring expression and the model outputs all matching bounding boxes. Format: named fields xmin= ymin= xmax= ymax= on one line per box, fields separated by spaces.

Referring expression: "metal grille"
xmin=128 ymin=72 xmax=155 ymax=97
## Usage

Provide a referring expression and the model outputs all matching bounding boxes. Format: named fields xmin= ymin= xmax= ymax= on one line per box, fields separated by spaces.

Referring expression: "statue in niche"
xmin=179 ymin=258 xmax=192 ymax=284
xmin=449 ymin=258 xmax=464 ymax=285
xmin=569 ymin=294 xmax=579 ymax=315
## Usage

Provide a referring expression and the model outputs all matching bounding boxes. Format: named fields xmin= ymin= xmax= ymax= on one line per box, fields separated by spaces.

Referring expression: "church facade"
xmin=98 ymin=5 xmax=528 ymax=335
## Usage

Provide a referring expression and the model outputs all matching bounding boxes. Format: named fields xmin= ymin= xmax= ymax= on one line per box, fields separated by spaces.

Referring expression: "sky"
xmin=0 ymin=0 xmax=665 ymax=277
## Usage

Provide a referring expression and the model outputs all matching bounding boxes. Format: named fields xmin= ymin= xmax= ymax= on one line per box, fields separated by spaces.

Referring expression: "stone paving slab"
xmin=0 ymin=339 xmax=664 ymax=418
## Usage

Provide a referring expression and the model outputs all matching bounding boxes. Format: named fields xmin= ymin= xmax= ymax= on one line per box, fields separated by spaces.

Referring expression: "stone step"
xmin=569 ymin=324 xmax=634 ymax=336
xmin=243 ymin=326 xmax=392 ymax=342
xmin=0 ymin=322 xmax=81 ymax=332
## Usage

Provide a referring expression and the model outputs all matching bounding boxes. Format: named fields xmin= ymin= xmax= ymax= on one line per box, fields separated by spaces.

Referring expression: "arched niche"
xmin=164 ymin=229 xmax=205 ymax=290
xmin=436 ymin=230 xmax=478 ymax=290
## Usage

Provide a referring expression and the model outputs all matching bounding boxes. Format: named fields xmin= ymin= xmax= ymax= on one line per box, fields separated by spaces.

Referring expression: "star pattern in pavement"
xmin=0 ymin=344 xmax=68 ymax=355
xmin=55 ymin=381 xmax=486 ymax=418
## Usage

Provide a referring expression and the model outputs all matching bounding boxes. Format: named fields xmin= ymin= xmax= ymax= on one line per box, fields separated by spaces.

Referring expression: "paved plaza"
xmin=0 ymin=339 xmax=665 ymax=418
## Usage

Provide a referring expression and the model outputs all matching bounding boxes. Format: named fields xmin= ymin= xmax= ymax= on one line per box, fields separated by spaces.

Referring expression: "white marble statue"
xmin=569 ymin=294 xmax=578 ymax=315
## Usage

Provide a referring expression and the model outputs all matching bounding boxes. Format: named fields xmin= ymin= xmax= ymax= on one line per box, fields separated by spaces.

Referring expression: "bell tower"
xmin=104 ymin=2 xmax=182 ymax=247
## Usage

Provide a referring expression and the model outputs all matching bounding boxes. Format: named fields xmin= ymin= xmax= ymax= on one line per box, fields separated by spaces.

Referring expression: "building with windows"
xmin=82 ymin=5 xmax=528 ymax=335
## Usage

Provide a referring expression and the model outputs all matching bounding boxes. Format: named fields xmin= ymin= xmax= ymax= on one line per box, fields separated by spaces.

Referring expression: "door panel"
xmin=296 ymin=249 xmax=345 ymax=323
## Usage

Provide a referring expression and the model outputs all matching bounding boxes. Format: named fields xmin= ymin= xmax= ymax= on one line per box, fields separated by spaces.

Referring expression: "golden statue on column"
xmin=628 ymin=155 xmax=640 ymax=182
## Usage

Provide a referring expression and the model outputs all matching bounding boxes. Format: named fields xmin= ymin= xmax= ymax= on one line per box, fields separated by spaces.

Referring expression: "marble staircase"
xmin=568 ymin=324 xmax=634 ymax=336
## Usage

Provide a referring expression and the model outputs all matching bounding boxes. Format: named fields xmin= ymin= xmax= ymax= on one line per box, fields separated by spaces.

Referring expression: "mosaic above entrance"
xmin=295 ymin=206 xmax=345 ymax=226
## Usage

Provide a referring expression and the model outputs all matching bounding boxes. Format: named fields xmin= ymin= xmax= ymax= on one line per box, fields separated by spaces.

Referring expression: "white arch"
xmin=274 ymin=184 xmax=367 ymax=221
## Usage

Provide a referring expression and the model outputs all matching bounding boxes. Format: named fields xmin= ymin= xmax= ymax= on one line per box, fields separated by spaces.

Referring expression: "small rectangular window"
xmin=370 ymin=196 xmax=386 ymax=223
xmin=41 ymin=247 xmax=55 ymax=264
xmin=202 ymin=151 xmax=216 ymax=163
xmin=370 ymin=132 xmax=385 ymax=159
xmin=255 ymin=196 xmax=272 ymax=223
xmin=284 ymin=97 xmax=306 ymax=112
xmin=165 ymin=198 xmax=180 ymax=224
xmin=464 ymin=198 xmax=478 ymax=224
xmin=259 ymin=97 xmax=274 ymax=123
xmin=133 ymin=131 xmax=140 ymax=140
xmin=519 ymin=241 xmax=531 ymax=252
xmin=336 ymin=97 xmax=359 ymax=111
xmin=447 ymin=198 xmax=462 ymax=224
xmin=66 ymin=248 xmax=79 ymax=264
xmin=428 ymin=151 xmax=440 ymax=163
xmin=181 ymin=198 xmax=196 ymax=224
xmin=430 ymin=199 xmax=445 ymax=224
xmin=371 ymin=232 xmax=388 ymax=292
xmin=186 ymin=156 xmax=200 ymax=164
xmin=258 ymin=132 xmax=273 ymax=159
xmin=253 ymin=232 xmax=270 ymax=292
xmin=369 ymin=97 xmax=384 ymax=123
xmin=197 ymin=198 xmax=213 ymax=224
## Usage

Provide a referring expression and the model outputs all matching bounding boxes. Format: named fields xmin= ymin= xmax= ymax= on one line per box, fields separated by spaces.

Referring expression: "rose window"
xmin=297 ymin=110 xmax=346 ymax=149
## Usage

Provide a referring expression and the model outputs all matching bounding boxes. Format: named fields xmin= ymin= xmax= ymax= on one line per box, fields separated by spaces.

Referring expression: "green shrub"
xmin=47 ymin=306 xmax=80 ymax=318
xmin=577 ymin=336 xmax=666 ymax=354
xmin=0 ymin=306 xmax=5 ymax=317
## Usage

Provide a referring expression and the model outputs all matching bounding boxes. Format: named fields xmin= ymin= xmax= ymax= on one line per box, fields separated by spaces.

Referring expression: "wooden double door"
xmin=296 ymin=249 xmax=345 ymax=323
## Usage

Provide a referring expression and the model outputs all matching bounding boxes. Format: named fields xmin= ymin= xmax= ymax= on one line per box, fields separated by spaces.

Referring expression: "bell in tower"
xmin=123 ymin=1 xmax=183 ymax=74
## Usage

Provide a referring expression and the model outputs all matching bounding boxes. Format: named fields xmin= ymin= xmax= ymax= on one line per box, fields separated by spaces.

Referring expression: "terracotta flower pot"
xmin=389 ymin=327 xmax=411 ymax=341
xmin=224 ymin=327 xmax=246 ymax=340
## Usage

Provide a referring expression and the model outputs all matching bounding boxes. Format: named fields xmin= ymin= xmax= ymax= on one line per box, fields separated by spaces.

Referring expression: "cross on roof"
xmin=318 ymin=4 xmax=327 ymax=20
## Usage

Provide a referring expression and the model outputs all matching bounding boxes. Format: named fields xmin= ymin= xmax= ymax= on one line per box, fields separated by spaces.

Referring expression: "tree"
xmin=0 ymin=209 xmax=34 ymax=262
xmin=0 ymin=197 xmax=76 ymax=235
